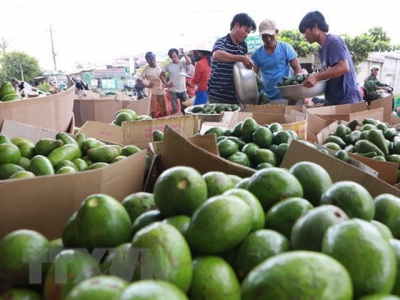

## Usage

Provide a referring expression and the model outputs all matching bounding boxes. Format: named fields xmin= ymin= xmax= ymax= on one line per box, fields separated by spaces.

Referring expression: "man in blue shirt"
xmin=299 ymin=11 xmax=362 ymax=106
xmin=208 ymin=13 xmax=257 ymax=104
xmin=252 ymin=19 xmax=305 ymax=101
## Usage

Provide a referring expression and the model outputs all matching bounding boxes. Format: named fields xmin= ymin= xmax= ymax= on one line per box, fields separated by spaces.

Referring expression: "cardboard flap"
xmin=348 ymin=152 xmax=398 ymax=185
xmin=0 ymin=120 xmax=59 ymax=143
xmin=390 ymin=114 xmax=400 ymax=127
xmin=245 ymin=104 xmax=287 ymax=114
xmin=79 ymin=120 xmax=123 ymax=145
xmin=187 ymin=134 xmax=219 ymax=155
xmin=281 ymin=140 xmax=400 ymax=197
xmin=316 ymin=121 xmax=341 ymax=145
xmin=317 ymin=107 xmax=385 ymax=123
xmin=304 ymin=101 xmax=367 ymax=115
xmin=369 ymin=96 xmax=393 ymax=122
xmin=123 ymin=97 xmax=151 ymax=115
xmin=161 ymin=126 xmax=255 ymax=178
xmin=122 ymin=115 xmax=199 ymax=149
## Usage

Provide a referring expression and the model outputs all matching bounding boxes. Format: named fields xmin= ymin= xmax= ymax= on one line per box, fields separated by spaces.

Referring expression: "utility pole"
xmin=50 ymin=25 xmax=57 ymax=72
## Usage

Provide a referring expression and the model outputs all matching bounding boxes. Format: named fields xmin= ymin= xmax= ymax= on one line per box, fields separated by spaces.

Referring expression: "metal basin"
xmin=233 ymin=62 xmax=259 ymax=105
xmin=276 ymin=80 xmax=328 ymax=101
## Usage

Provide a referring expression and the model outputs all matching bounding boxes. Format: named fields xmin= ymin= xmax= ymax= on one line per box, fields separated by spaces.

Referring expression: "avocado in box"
xmin=0 ymin=120 xmax=147 ymax=239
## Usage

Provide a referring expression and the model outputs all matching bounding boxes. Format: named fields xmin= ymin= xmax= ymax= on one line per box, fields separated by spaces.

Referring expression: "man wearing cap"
xmin=136 ymin=52 xmax=169 ymax=118
xmin=363 ymin=65 xmax=389 ymax=103
xmin=208 ymin=13 xmax=257 ymax=104
xmin=252 ymin=19 xmax=306 ymax=101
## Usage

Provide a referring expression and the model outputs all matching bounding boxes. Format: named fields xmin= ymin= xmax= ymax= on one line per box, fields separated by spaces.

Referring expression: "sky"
xmin=1 ymin=0 xmax=399 ymax=73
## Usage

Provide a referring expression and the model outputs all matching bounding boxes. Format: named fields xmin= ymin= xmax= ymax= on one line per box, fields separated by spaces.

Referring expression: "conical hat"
xmin=191 ymin=41 xmax=213 ymax=53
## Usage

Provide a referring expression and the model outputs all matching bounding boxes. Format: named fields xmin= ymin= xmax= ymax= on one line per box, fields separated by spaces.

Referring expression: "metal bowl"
xmin=233 ymin=62 xmax=259 ymax=105
xmin=276 ymin=80 xmax=328 ymax=101
xmin=184 ymin=103 xmax=241 ymax=122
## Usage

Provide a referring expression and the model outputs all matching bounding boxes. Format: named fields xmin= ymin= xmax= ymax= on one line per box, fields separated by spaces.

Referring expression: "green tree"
xmin=278 ymin=29 xmax=319 ymax=58
xmin=0 ymin=51 xmax=42 ymax=83
xmin=277 ymin=26 xmax=399 ymax=68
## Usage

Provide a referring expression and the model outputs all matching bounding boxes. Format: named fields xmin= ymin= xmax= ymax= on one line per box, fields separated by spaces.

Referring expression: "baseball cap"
xmin=259 ymin=19 xmax=278 ymax=35
xmin=371 ymin=65 xmax=379 ymax=71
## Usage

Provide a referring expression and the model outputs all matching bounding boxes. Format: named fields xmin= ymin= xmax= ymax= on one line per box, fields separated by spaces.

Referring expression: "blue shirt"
xmin=208 ymin=34 xmax=248 ymax=103
xmin=319 ymin=34 xmax=362 ymax=105
xmin=252 ymin=41 xmax=297 ymax=100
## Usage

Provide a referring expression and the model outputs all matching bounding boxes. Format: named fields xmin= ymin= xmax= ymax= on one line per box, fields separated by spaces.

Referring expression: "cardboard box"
xmin=73 ymin=96 xmax=151 ymax=128
xmin=303 ymin=101 xmax=385 ymax=142
xmin=122 ymin=115 xmax=199 ymax=149
xmin=0 ymin=85 xmax=75 ymax=132
xmin=0 ymin=122 xmax=148 ymax=239
xmin=160 ymin=125 xmax=255 ymax=179
xmin=220 ymin=110 xmax=308 ymax=140
xmin=281 ymin=140 xmax=400 ymax=198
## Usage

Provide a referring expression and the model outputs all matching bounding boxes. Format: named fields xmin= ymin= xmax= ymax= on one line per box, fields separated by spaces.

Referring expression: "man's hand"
xmin=303 ymin=75 xmax=318 ymax=88
xmin=241 ymin=56 xmax=255 ymax=69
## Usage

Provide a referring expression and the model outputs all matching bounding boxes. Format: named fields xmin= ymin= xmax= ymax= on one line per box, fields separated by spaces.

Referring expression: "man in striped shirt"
xmin=208 ymin=13 xmax=257 ymax=104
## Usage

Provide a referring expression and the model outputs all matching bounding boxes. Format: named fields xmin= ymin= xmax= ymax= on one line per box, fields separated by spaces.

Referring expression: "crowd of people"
xmin=135 ymin=11 xmax=394 ymax=118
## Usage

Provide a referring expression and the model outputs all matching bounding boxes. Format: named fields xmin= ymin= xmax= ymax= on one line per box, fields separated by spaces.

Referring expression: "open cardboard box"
xmin=315 ymin=120 xmax=399 ymax=185
xmin=0 ymin=121 xmax=147 ymax=239
xmin=304 ymin=103 xmax=385 ymax=142
xmin=0 ymin=85 xmax=75 ymax=132
xmin=159 ymin=125 xmax=255 ymax=179
xmin=122 ymin=115 xmax=199 ymax=149
xmin=281 ymin=140 xmax=400 ymax=198
xmin=73 ymin=97 xmax=151 ymax=127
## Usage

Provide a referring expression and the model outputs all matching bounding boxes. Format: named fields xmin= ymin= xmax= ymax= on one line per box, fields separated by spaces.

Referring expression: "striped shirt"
xmin=208 ymin=34 xmax=248 ymax=103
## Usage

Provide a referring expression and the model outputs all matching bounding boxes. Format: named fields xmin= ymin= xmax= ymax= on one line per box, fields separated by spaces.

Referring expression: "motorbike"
xmin=121 ymin=83 xmax=147 ymax=100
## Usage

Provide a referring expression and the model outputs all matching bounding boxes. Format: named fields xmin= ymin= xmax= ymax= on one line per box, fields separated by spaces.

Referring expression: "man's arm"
xmin=289 ymin=58 xmax=307 ymax=75
xmin=304 ymin=59 xmax=349 ymax=87
xmin=159 ymin=71 xmax=172 ymax=88
xmin=180 ymin=48 xmax=192 ymax=66
xmin=213 ymin=50 xmax=254 ymax=68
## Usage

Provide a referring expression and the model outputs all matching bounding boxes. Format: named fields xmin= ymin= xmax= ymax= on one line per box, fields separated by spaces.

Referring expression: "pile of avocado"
xmin=0 ymin=81 xmax=22 ymax=102
xmin=277 ymin=74 xmax=311 ymax=87
xmin=190 ymin=103 xmax=240 ymax=114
